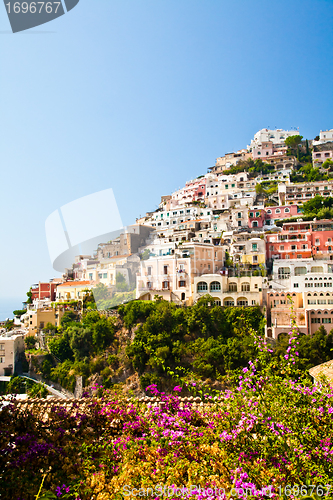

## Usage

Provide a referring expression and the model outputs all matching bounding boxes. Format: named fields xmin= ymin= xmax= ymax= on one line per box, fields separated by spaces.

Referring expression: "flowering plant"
xmin=2 ymin=327 xmax=333 ymax=499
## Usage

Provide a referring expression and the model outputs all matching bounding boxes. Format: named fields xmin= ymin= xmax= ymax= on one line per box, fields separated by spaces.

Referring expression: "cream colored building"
xmin=136 ymin=242 xmax=225 ymax=304
xmin=56 ymin=281 xmax=93 ymax=301
xmin=194 ymin=274 xmax=263 ymax=307
xmin=21 ymin=307 xmax=66 ymax=335
xmin=0 ymin=331 xmax=25 ymax=377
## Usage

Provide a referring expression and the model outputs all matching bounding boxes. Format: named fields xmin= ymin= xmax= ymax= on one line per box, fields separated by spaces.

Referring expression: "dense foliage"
xmin=28 ymin=299 xmax=333 ymax=397
xmin=2 ymin=326 xmax=333 ymax=499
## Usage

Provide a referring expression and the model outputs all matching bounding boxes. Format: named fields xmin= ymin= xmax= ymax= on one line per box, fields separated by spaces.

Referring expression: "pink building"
xmin=171 ymin=178 xmax=207 ymax=206
xmin=312 ymin=142 xmax=333 ymax=165
xmin=264 ymin=205 xmax=299 ymax=225
xmin=248 ymin=208 xmax=266 ymax=228
xmin=252 ymin=141 xmax=288 ymax=160
xmin=248 ymin=205 xmax=298 ymax=229
xmin=266 ymin=220 xmax=333 ymax=262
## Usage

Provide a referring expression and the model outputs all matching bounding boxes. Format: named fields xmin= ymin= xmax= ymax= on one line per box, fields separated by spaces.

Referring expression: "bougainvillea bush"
xmin=1 ymin=328 xmax=333 ymax=500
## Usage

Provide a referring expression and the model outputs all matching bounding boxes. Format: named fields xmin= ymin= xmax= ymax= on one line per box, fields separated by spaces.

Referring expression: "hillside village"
xmin=2 ymin=126 xmax=333 ymax=379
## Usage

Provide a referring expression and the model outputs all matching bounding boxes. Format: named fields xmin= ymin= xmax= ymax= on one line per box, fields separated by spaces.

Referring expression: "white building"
xmin=0 ymin=331 xmax=25 ymax=377
xmin=194 ymin=274 xmax=263 ymax=307
xmin=248 ymin=129 xmax=299 ymax=150
xmin=313 ymin=129 xmax=333 ymax=146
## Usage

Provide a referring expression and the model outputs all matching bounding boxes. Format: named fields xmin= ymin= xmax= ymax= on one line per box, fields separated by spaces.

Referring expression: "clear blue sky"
xmin=0 ymin=0 xmax=333 ymax=317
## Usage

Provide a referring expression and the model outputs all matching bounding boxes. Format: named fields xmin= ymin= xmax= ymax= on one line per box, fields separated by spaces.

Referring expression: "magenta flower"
xmin=173 ymin=386 xmax=182 ymax=392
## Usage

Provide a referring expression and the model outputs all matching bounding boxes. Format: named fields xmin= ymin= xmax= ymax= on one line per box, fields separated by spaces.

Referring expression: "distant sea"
xmin=0 ymin=298 xmax=24 ymax=321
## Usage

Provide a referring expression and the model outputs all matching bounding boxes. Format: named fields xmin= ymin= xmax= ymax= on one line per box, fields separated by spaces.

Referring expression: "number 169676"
xmin=5 ymin=2 xmax=61 ymax=14
xmin=279 ymin=484 xmax=331 ymax=497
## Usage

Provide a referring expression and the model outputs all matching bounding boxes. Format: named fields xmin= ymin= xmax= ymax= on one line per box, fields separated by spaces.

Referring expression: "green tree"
xmin=140 ymin=249 xmax=150 ymax=260
xmin=60 ymin=311 xmax=78 ymax=328
xmin=68 ymin=325 xmax=93 ymax=360
xmin=27 ymin=382 xmax=48 ymax=398
xmin=116 ymin=273 xmax=128 ymax=292
xmin=13 ymin=309 xmax=27 ymax=317
xmin=92 ymin=316 xmax=115 ymax=352
xmin=25 ymin=336 xmax=37 ymax=349
xmin=26 ymin=288 xmax=33 ymax=305
xmin=48 ymin=333 xmax=74 ymax=362
xmin=285 ymin=134 xmax=303 ymax=150
xmin=92 ymin=283 xmax=109 ymax=302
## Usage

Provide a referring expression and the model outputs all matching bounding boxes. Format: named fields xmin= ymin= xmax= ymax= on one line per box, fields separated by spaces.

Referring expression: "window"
xmin=297 ymin=255 xmax=302 ymax=259
xmin=0 ymin=357 xmax=4 ymax=363
xmin=179 ymin=280 xmax=186 ymax=287
xmin=103 ymin=273 xmax=107 ymax=279
xmin=275 ymin=209 xmax=281 ymax=214
xmin=147 ymin=266 xmax=152 ymax=276
xmin=237 ymin=299 xmax=248 ymax=306
xmin=210 ymin=281 xmax=221 ymax=292
xmin=147 ymin=282 xmax=152 ymax=289
xmin=294 ymin=283 xmax=299 ymax=288
xmin=98 ymin=273 xmax=102 ymax=278
xmin=252 ymin=243 xmax=258 ymax=251
xmin=253 ymin=255 xmax=258 ymax=263
xmin=266 ymin=209 xmax=272 ymax=214
xmin=284 ymin=208 xmax=290 ymax=213
xmin=322 ymin=318 xmax=331 ymax=324
xmin=308 ymin=300 xmax=317 ymax=305
xmin=89 ymin=273 xmax=93 ymax=280
xmin=197 ymin=282 xmax=208 ymax=292
xmin=280 ymin=245 xmax=284 ymax=251
xmin=162 ymin=281 xmax=169 ymax=289
xmin=311 ymin=318 xmax=321 ymax=323
xmin=224 ymin=299 xmax=234 ymax=306
xmin=252 ymin=221 xmax=258 ymax=228
xmin=255 ymin=212 xmax=260 ymax=217
xmin=241 ymin=283 xmax=250 ymax=292
xmin=0 ymin=344 xmax=4 ymax=351
xmin=229 ymin=283 xmax=237 ymax=292
xmin=250 ymin=212 xmax=254 ymax=218
xmin=238 ymin=212 xmax=242 ymax=218
xmin=291 ymin=245 xmax=296 ymax=250
xmin=318 ymin=299 xmax=327 ymax=304
xmin=163 ymin=266 xmax=168 ymax=275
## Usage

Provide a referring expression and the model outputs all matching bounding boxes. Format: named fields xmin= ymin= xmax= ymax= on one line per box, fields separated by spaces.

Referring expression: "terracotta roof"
xmin=57 ymin=281 xmax=93 ymax=288
xmin=309 ymin=360 xmax=333 ymax=384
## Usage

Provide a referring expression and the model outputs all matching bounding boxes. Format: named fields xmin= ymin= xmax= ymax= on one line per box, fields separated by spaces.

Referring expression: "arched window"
xmin=197 ymin=282 xmax=208 ymax=292
xmin=214 ymin=299 xmax=221 ymax=306
xmin=284 ymin=208 xmax=290 ymax=213
xmin=241 ymin=282 xmax=250 ymax=292
xmin=237 ymin=298 xmax=248 ymax=306
xmin=224 ymin=298 xmax=234 ymax=306
xmin=275 ymin=209 xmax=281 ymax=214
xmin=278 ymin=267 xmax=290 ymax=278
xmin=311 ymin=266 xmax=324 ymax=273
xmin=210 ymin=281 xmax=221 ymax=292
xmin=295 ymin=267 xmax=306 ymax=276
xmin=229 ymin=282 xmax=237 ymax=292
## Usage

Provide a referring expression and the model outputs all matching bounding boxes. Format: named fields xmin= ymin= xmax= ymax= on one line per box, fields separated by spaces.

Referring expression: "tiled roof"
xmin=57 ymin=281 xmax=92 ymax=288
